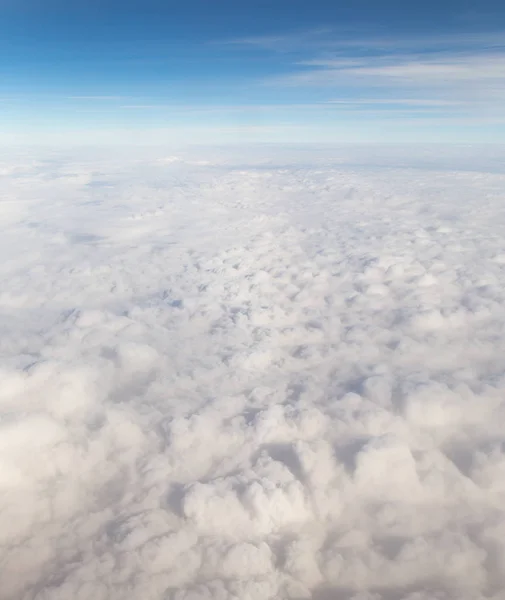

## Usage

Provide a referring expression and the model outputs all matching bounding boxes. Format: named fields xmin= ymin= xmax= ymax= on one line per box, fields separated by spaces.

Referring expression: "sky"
xmin=2 ymin=0 xmax=505 ymax=144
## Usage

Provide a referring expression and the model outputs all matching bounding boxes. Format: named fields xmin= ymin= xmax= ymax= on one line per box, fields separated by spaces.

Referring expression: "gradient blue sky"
xmin=2 ymin=0 xmax=505 ymax=144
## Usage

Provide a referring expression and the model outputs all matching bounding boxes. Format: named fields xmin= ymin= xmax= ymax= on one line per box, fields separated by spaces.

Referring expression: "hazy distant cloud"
xmin=116 ymin=103 xmax=322 ymax=111
xmin=324 ymin=98 xmax=458 ymax=107
xmin=68 ymin=96 xmax=133 ymax=101
xmin=115 ymin=102 xmax=435 ymax=114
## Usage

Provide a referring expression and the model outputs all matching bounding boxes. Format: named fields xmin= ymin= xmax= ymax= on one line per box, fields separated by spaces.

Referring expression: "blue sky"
xmin=2 ymin=0 xmax=505 ymax=144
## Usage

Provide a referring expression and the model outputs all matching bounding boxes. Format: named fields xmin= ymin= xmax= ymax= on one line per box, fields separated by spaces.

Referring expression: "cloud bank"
xmin=2 ymin=147 xmax=505 ymax=599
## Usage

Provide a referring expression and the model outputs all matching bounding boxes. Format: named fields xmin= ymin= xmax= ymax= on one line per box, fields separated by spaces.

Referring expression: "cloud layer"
xmin=2 ymin=147 xmax=505 ymax=599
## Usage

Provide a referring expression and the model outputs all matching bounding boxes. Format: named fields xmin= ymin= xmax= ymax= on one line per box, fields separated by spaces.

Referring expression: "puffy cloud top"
xmin=1 ymin=147 xmax=505 ymax=600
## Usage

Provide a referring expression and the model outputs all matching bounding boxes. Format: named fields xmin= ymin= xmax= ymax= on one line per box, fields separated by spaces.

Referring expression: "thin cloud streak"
xmin=324 ymin=98 xmax=459 ymax=107
xmin=226 ymin=28 xmax=505 ymax=54
xmin=218 ymin=27 xmax=334 ymax=51
xmin=114 ymin=103 xmax=452 ymax=118
xmin=68 ymin=96 xmax=135 ymax=101
xmin=275 ymin=53 xmax=505 ymax=85
xmin=263 ymin=41 xmax=505 ymax=123
xmin=344 ymin=55 xmax=505 ymax=81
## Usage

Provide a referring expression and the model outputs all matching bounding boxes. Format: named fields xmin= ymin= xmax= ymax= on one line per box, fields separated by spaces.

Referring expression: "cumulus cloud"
xmin=2 ymin=146 xmax=505 ymax=599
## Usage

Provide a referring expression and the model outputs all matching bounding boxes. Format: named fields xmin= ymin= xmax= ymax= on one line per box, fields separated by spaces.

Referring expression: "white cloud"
xmin=251 ymin=30 xmax=505 ymax=123
xmin=1 ymin=146 xmax=505 ymax=599
xmin=344 ymin=54 xmax=505 ymax=82
xmin=67 ymin=96 xmax=129 ymax=101
xmin=274 ymin=52 xmax=505 ymax=90
xmin=224 ymin=29 xmax=505 ymax=54
xmin=324 ymin=98 xmax=459 ymax=107
xmin=219 ymin=27 xmax=333 ymax=52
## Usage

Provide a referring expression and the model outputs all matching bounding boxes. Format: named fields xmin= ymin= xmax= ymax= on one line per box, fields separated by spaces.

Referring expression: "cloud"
xmin=2 ymin=146 xmax=505 ymax=600
xmin=67 ymin=96 xmax=129 ymax=101
xmin=115 ymin=103 xmax=323 ymax=111
xmin=324 ymin=98 xmax=458 ymax=107
xmin=242 ymin=29 xmax=505 ymax=123
xmin=227 ymin=28 xmax=505 ymax=54
xmin=342 ymin=54 xmax=505 ymax=83
xmin=274 ymin=52 xmax=505 ymax=89
xmin=219 ymin=27 xmax=333 ymax=52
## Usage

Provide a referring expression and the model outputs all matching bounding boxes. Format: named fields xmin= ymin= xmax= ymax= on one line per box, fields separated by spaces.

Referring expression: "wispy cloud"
xmin=343 ymin=54 xmax=505 ymax=82
xmin=280 ymin=53 xmax=505 ymax=88
xmin=253 ymin=30 xmax=505 ymax=121
xmin=324 ymin=98 xmax=458 ymax=107
xmin=116 ymin=103 xmax=323 ymax=112
xmin=227 ymin=28 xmax=505 ymax=54
xmin=114 ymin=102 xmax=451 ymax=116
xmin=67 ymin=96 xmax=132 ymax=101
xmin=219 ymin=27 xmax=334 ymax=52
